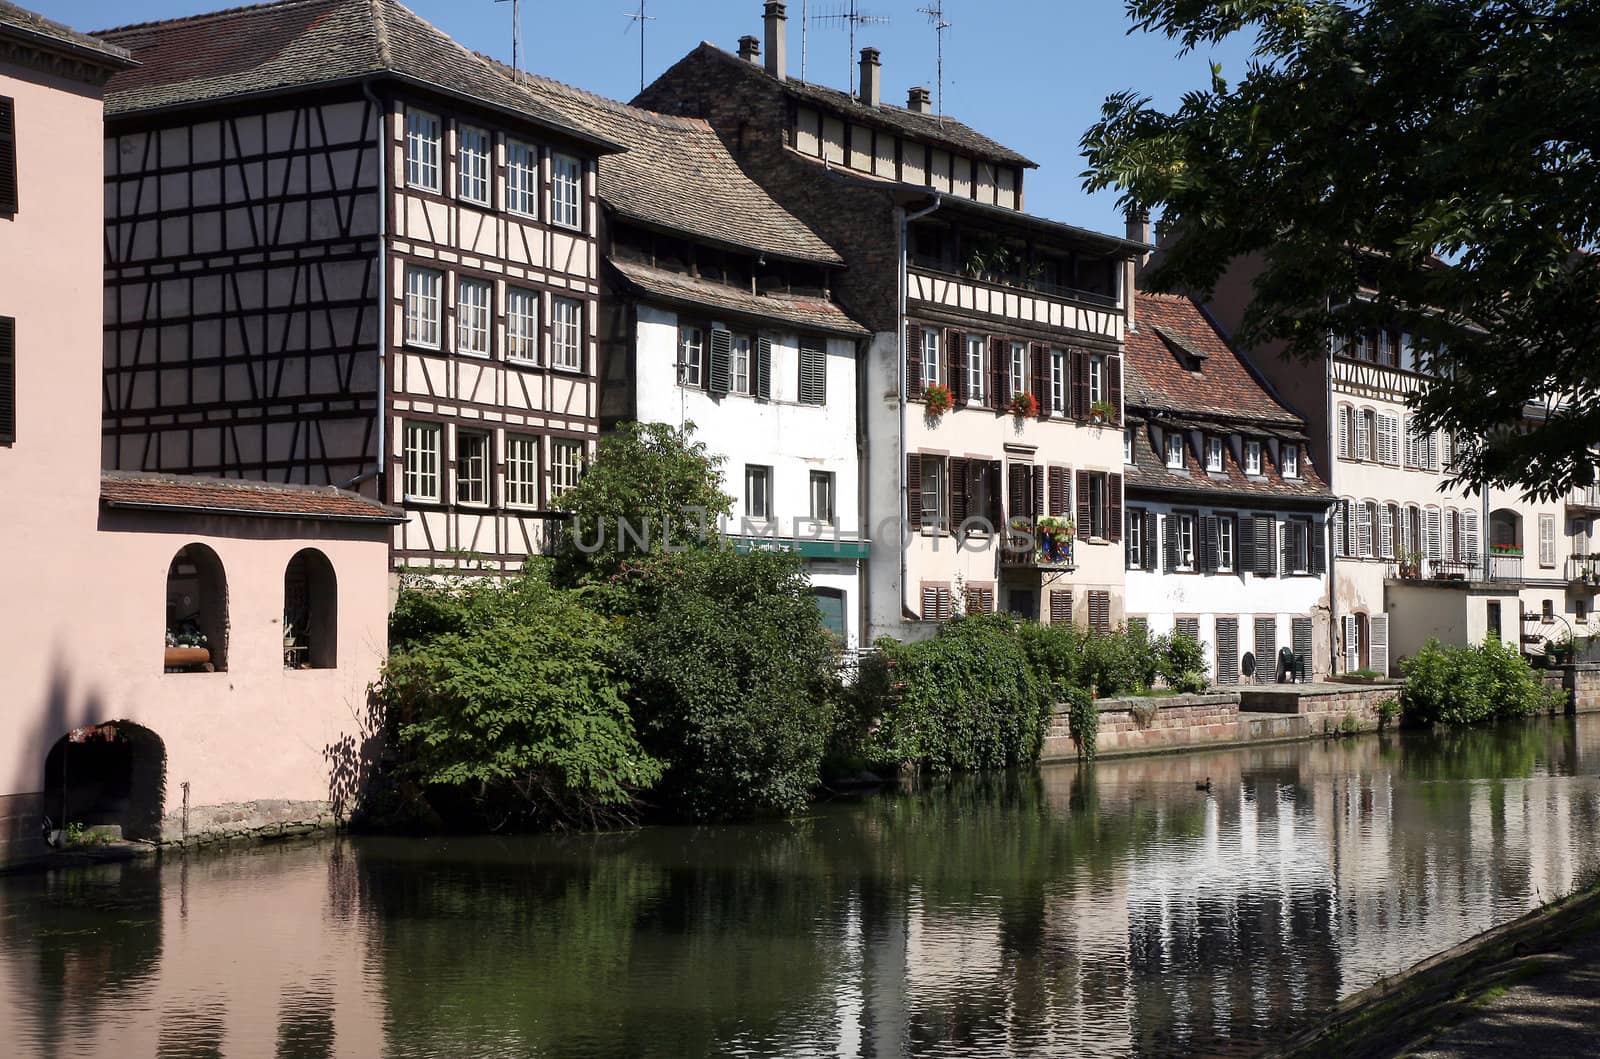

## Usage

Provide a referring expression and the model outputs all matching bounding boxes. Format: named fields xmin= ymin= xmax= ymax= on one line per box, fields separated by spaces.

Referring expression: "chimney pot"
xmin=1126 ymin=209 xmax=1153 ymax=285
xmin=763 ymin=1 xmax=787 ymax=81
xmin=907 ymin=85 xmax=932 ymax=114
xmin=738 ymin=35 xmax=760 ymax=62
xmin=859 ymin=46 xmax=881 ymax=108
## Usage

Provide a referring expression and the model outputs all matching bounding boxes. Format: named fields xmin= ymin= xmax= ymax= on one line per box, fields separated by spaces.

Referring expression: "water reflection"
xmin=5 ymin=717 xmax=1600 ymax=1057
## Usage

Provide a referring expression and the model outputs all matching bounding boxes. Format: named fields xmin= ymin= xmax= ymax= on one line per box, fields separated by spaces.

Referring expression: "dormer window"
xmin=1124 ymin=426 xmax=1135 ymax=465
xmin=1283 ymin=445 xmax=1300 ymax=479
xmin=1205 ymin=437 xmax=1223 ymax=473
xmin=1154 ymin=324 xmax=1209 ymax=372
xmin=1244 ymin=439 xmax=1263 ymax=476
xmin=1165 ymin=432 xmax=1185 ymax=469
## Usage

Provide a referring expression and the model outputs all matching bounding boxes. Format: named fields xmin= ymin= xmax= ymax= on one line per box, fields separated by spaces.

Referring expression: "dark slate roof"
xmin=1126 ymin=293 xmax=1304 ymax=425
xmin=0 ymin=1 xmax=135 ymax=67
xmin=512 ymin=72 xmax=843 ymax=266
xmin=608 ymin=258 xmax=869 ymax=337
xmin=1124 ymin=423 xmax=1333 ymax=506
xmin=94 ymin=0 xmax=618 ymax=151
xmin=676 ymin=42 xmax=1035 ymax=168
xmin=101 ymin=470 xmax=406 ymax=523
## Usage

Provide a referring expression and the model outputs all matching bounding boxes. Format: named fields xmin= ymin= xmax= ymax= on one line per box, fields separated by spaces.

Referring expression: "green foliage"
xmin=376 ymin=571 xmax=662 ymax=829
xmin=1377 ymin=695 xmax=1402 ymax=729
xmin=1082 ymin=0 xmax=1600 ymax=499
xmin=615 ymin=548 xmax=840 ymax=821
xmin=1159 ymin=632 xmax=1208 ymax=685
xmin=1168 ymin=669 xmax=1210 ymax=695
xmin=552 ymin=422 xmax=733 ymax=584
xmin=1063 ymin=687 xmax=1098 ymax=762
xmin=1400 ymin=637 xmax=1564 ymax=727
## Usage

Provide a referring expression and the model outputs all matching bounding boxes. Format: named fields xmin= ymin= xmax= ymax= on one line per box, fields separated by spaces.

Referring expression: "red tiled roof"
xmin=101 ymin=471 xmax=405 ymax=523
xmin=1126 ymin=293 xmax=1304 ymax=425
xmin=1125 ymin=423 xmax=1332 ymax=505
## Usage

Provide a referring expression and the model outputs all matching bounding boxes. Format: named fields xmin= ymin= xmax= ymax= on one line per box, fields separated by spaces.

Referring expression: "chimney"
xmin=859 ymin=47 xmax=881 ymax=107
xmin=738 ymin=35 xmax=761 ymax=63
xmin=1126 ymin=209 xmax=1152 ymax=280
xmin=907 ymin=85 xmax=932 ymax=114
xmin=763 ymin=1 xmax=787 ymax=81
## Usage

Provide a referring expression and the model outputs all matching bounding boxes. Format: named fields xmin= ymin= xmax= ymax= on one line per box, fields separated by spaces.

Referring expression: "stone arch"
xmin=284 ymin=548 xmax=338 ymax=669
xmin=42 ymin=721 xmax=166 ymax=842
xmin=165 ymin=543 xmax=228 ymax=672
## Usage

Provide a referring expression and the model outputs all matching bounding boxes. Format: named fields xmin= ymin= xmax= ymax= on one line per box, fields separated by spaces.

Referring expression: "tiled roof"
xmin=101 ymin=471 xmax=406 ymax=523
xmin=94 ymin=0 xmax=616 ymax=151
xmin=0 ymin=1 xmax=134 ymax=66
xmin=1126 ymin=293 xmax=1304 ymax=425
xmin=511 ymin=71 xmax=843 ymax=266
xmin=1124 ymin=424 xmax=1332 ymax=505
xmin=608 ymin=258 xmax=869 ymax=337
xmin=679 ymin=42 xmax=1035 ymax=168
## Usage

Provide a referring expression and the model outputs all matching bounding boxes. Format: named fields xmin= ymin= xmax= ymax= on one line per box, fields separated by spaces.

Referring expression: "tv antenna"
xmin=494 ymin=0 xmax=523 ymax=83
xmin=624 ymin=1 xmax=658 ymax=93
xmin=808 ymin=1 xmax=890 ymax=94
xmin=917 ymin=1 xmax=951 ymax=120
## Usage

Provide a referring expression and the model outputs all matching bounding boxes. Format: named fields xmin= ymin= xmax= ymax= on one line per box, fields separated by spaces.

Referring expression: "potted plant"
xmin=1009 ymin=391 xmax=1039 ymax=418
xmin=1089 ymin=399 xmax=1117 ymax=424
xmin=164 ymin=621 xmax=210 ymax=669
xmin=1396 ymin=551 xmax=1423 ymax=580
xmin=923 ymin=382 xmax=953 ymax=418
xmin=1036 ymin=515 xmax=1075 ymax=565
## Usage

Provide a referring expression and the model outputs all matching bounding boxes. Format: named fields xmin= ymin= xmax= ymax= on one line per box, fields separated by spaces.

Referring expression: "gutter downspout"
xmin=1324 ymin=308 xmax=1339 ymax=674
xmin=344 ymin=80 xmax=388 ymax=493
xmin=898 ymin=195 xmax=942 ymax=623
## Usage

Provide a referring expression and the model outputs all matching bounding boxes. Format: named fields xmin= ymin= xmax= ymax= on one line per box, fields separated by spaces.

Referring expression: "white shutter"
xmin=1540 ymin=514 xmax=1556 ymax=567
xmin=1357 ymin=502 xmax=1373 ymax=557
xmin=1380 ymin=505 xmax=1394 ymax=559
xmin=1378 ymin=414 xmax=1399 ymax=465
xmin=1355 ymin=411 xmax=1370 ymax=462
xmin=1426 ymin=507 xmax=1443 ymax=561
xmin=1344 ymin=614 xmax=1359 ymax=672
xmin=1464 ymin=509 xmax=1481 ymax=563
xmin=1440 ymin=430 xmax=1454 ymax=469
xmin=1370 ymin=614 xmax=1390 ymax=676
xmin=1338 ymin=406 xmax=1351 ymax=459
xmin=1404 ymin=417 xmax=1418 ymax=469
xmin=1423 ymin=430 xmax=1438 ymax=471
xmin=1333 ymin=501 xmax=1347 ymax=557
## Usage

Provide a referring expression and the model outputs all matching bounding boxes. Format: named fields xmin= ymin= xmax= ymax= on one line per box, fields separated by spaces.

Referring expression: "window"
xmin=1377 ymin=412 xmax=1399 ymax=465
xmin=165 ymin=544 xmax=229 ymax=673
xmin=1286 ymin=518 xmax=1311 ymax=573
xmin=1166 ymin=432 xmax=1185 ymax=469
xmin=745 ymin=464 xmax=773 ymax=520
xmin=550 ymin=439 xmax=583 ymax=498
xmin=1088 ymin=355 xmax=1106 ymax=406
xmin=799 ymin=338 xmax=827 ymax=404
xmin=1337 ymin=404 xmax=1353 ymax=459
xmin=1174 ymin=513 xmax=1196 ymax=571
xmin=1361 ymin=409 xmax=1377 ymax=462
xmin=507 ymin=288 xmax=539 ymax=363
xmin=404 ymin=267 xmax=442 ymax=348
xmin=456 ymin=277 xmax=491 ymax=356
xmin=0 ymin=315 xmax=13 ymax=445
xmin=814 ymin=588 xmax=847 ymax=639
xmin=1244 ymin=439 xmax=1263 ymax=476
xmin=1543 ymin=598 xmax=1555 ymax=622
xmin=921 ymin=583 xmax=954 ymax=621
xmin=966 ymin=335 xmax=985 ymax=403
xmin=1540 ymin=513 xmax=1556 ymax=568
xmin=403 ymin=421 xmax=441 ymax=501
xmin=551 ymin=297 xmax=582 ymax=370
xmin=457 ymin=124 xmax=490 ymax=205
xmin=404 ymin=109 xmax=440 ymax=191
xmin=506 ymin=434 xmax=539 ymax=508
xmin=0 ymin=96 xmax=15 ymax=216
xmin=679 ymin=325 xmax=704 ymax=387
xmin=1282 ymin=445 xmax=1300 ymax=478
xmin=922 ymin=328 xmax=942 ymax=388
xmin=282 ymin=549 xmax=336 ymax=670
xmin=506 ymin=139 xmax=538 ymax=216
xmin=1085 ymin=471 xmax=1110 ymax=538
xmin=455 ymin=430 xmax=488 ymax=505
xmin=731 ymin=335 xmax=752 ymax=395
xmin=965 ymin=584 xmax=996 ymax=616
xmin=1206 ymin=437 xmax=1223 ymax=473
xmin=1126 ymin=507 xmax=1144 ymax=569
xmin=551 ymin=152 xmax=583 ymax=229
xmin=920 ymin=457 xmax=946 ymax=529
xmin=1010 ymin=342 xmax=1027 ymax=399
xmin=1487 ymin=600 xmax=1502 ymax=640
xmin=1051 ymin=350 xmax=1067 ymax=414
xmin=810 ymin=470 xmax=835 ymax=525
xmin=1088 ymin=590 xmax=1112 ymax=634
xmin=1217 ymin=516 xmax=1236 ymax=572
xmin=1356 ymin=500 xmax=1373 ymax=557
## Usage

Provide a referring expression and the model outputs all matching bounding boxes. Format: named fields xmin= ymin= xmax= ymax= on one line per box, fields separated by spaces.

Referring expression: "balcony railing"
xmin=1569 ymin=487 xmax=1600 ymax=514
xmin=1568 ymin=555 xmax=1600 ymax=590
xmin=1001 ymin=517 xmax=1076 ymax=569
xmin=908 ymin=264 xmax=1121 ymax=310
xmin=1387 ymin=553 xmax=1526 ymax=584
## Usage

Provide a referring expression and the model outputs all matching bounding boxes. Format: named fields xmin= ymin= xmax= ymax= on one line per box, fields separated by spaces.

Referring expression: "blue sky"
xmin=43 ymin=0 xmax=1250 ymax=235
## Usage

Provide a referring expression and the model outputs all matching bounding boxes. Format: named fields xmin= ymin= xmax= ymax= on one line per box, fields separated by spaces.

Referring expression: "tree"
xmin=552 ymin=422 xmax=733 ymax=584
xmin=1082 ymin=0 xmax=1600 ymax=498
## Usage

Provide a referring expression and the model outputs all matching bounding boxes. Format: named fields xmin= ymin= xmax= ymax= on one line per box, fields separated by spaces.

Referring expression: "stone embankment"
xmin=158 ymin=799 xmax=338 ymax=848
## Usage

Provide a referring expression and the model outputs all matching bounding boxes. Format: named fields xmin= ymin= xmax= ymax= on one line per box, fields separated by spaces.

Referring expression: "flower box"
xmin=164 ymin=646 xmax=211 ymax=668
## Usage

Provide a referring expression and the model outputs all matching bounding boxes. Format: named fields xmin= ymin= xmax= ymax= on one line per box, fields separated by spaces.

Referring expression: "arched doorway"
xmin=284 ymin=548 xmax=338 ymax=669
xmin=43 ymin=722 xmax=165 ymax=842
xmin=165 ymin=544 xmax=228 ymax=672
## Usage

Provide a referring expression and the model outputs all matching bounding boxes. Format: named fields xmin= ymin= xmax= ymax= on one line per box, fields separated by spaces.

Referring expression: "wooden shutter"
xmin=1215 ymin=618 xmax=1239 ymax=685
xmin=1008 ymin=463 xmax=1030 ymax=522
xmin=799 ymin=337 xmax=826 ymax=405
xmin=1049 ymin=590 xmax=1072 ymax=625
xmin=1370 ymin=614 xmax=1390 ymax=676
xmin=1176 ymin=617 xmax=1200 ymax=644
xmin=1255 ymin=617 xmax=1278 ymax=681
xmin=708 ymin=327 xmax=732 ymax=396
xmin=1202 ymin=515 xmax=1220 ymax=573
xmin=0 ymin=97 xmax=15 ymax=216
xmin=988 ymin=337 xmax=1007 ymax=410
xmin=1107 ymin=473 xmax=1123 ymax=542
xmin=756 ymin=337 xmax=773 ymax=401
xmin=949 ymin=457 xmax=970 ymax=525
xmin=906 ymin=453 xmax=923 ymax=530
xmin=1048 ymin=466 xmax=1067 ymax=517
xmin=1033 ymin=467 xmax=1045 ymax=521
xmin=0 ymin=316 xmax=12 ymax=445
xmin=1312 ymin=518 xmax=1327 ymax=574
xmin=1089 ymin=591 xmax=1111 ymax=634
xmin=922 ymin=584 xmax=939 ymax=620
xmin=1337 ymin=406 xmax=1350 ymax=459
xmin=1258 ymin=517 xmax=1276 ymax=577
xmin=1343 ymin=615 xmax=1359 ymax=672
xmin=1292 ymin=617 xmax=1313 ymax=677
xmin=1162 ymin=515 xmax=1178 ymax=573
xmin=946 ymin=329 xmax=964 ymax=403
xmin=1107 ymin=355 xmax=1122 ymax=424
xmin=1333 ymin=501 xmax=1347 ymax=557
xmin=1464 ymin=509 xmax=1481 ymax=562
xmin=1032 ymin=343 xmax=1050 ymax=419
xmin=1075 ymin=469 xmax=1091 ymax=534
xmin=1356 ymin=502 xmax=1372 ymax=557
xmin=986 ymin=461 xmax=1004 ymax=527
xmin=1426 ymin=507 xmax=1443 ymax=561
xmin=1071 ymin=350 xmax=1089 ymax=420
xmin=905 ymin=324 xmax=924 ymax=397
xmin=1239 ymin=515 xmax=1257 ymax=573
xmin=1280 ymin=518 xmax=1294 ymax=573
xmin=1143 ymin=511 xmax=1158 ymax=570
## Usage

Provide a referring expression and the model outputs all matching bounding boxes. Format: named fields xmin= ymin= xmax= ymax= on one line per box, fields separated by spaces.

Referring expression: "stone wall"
xmin=157 ymin=799 xmax=337 ymax=849
xmin=1240 ymin=680 xmax=1402 ymax=734
xmin=0 ymin=791 xmax=47 ymax=866
xmin=1537 ymin=664 xmax=1600 ymax=714
xmin=1043 ymin=692 xmax=1242 ymax=761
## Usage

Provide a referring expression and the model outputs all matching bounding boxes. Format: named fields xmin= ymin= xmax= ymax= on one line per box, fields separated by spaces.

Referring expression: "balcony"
xmin=1386 ymin=552 xmax=1525 ymax=585
xmin=1001 ymin=517 xmax=1076 ymax=570
xmin=906 ymin=266 xmax=1124 ymax=339
xmin=1569 ymin=487 xmax=1600 ymax=515
xmin=1568 ymin=555 xmax=1600 ymax=592
xmin=1488 ymin=549 xmax=1524 ymax=583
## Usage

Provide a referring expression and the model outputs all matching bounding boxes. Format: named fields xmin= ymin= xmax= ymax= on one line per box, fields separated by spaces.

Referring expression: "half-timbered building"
xmin=95 ymin=0 xmax=622 ymax=572
xmin=635 ymin=3 xmax=1144 ymax=639
xmin=1123 ymin=291 xmax=1334 ymax=683
xmin=520 ymin=74 xmax=873 ymax=647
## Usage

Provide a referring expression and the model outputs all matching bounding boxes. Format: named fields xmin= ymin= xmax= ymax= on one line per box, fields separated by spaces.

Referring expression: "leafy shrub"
xmin=1159 ymin=633 xmax=1208 ymax=684
xmin=1062 ymin=686 xmax=1098 ymax=761
xmin=1169 ymin=670 xmax=1210 ymax=695
xmin=1376 ymin=696 xmax=1401 ymax=729
xmin=1400 ymin=637 xmax=1563 ymax=726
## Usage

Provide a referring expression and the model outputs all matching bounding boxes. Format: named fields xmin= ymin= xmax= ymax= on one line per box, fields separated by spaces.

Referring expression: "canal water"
xmin=5 ymin=716 xmax=1600 ymax=1058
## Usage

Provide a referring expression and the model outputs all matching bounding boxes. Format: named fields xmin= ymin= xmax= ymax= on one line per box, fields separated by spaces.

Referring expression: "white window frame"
xmin=1088 ymin=354 xmax=1106 ymax=406
xmin=1124 ymin=426 xmax=1135 ymax=466
xmin=810 ymin=470 xmax=836 ymax=526
xmin=1050 ymin=350 xmax=1066 ymax=414
xmin=745 ymin=464 xmax=773 ymax=520
xmin=1217 ymin=516 xmax=1236 ymax=572
xmin=403 ymin=421 xmax=441 ymax=502
xmin=1175 ymin=513 xmax=1196 ymax=571
xmin=551 ymin=296 xmax=582 ymax=371
xmin=506 ymin=287 xmax=539 ymax=364
xmin=550 ymin=439 xmax=583 ymax=499
xmin=455 ymin=429 xmax=489 ymax=506
xmin=1282 ymin=445 xmax=1300 ymax=479
xmin=404 ymin=108 xmax=440 ymax=192
xmin=1126 ymin=508 xmax=1143 ymax=568
xmin=550 ymin=152 xmax=583 ymax=230
xmin=456 ymin=124 xmax=491 ymax=206
xmin=732 ymin=335 xmax=752 ymax=395
xmin=404 ymin=266 xmax=442 ymax=349
xmin=456 ymin=276 xmax=491 ymax=357
xmin=506 ymin=139 xmax=539 ymax=218
xmin=923 ymin=329 xmax=942 ymax=388
xmin=920 ymin=457 xmax=946 ymax=529
xmin=1205 ymin=437 xmax=1223 ymax=473
xmin=1244 ymin=439 xmax=1263 ymax=476
xmin=966 ymin=335 xmax=985 ymax=403
xmin=679 ymin=325 xmax=704 ymax=387
xmin=1009 ymin=341 xmax=1027 ymax=400
xmin=506 ymin=434 xmax=540 ymax=508
xmin=1165 ymin=432 xmax=1185 ymax=469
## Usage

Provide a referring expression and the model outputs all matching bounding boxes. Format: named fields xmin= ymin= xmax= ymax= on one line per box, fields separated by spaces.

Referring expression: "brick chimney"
xmin=738 ymin=35 xmax=760 ymax=63
xmin=907 ymin=85 xmax=932 ymax=114
xmin=1126 ymin=208 xmax=1152 ymax=281
xmin=859 ymin=47 xmax=881 ymax=107
xmin=763 ymin=2 xmax=787 ymax=81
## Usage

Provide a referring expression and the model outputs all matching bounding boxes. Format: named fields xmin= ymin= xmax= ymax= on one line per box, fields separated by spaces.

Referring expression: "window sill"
xmin=507 ymin=208 xmax=540 ymax=223
xmin=551 ymin=220 xmax=587 ymax=236
xmin=457 ymin=349 xmax=492 ymax=360
xmin=403 ymin=340 xmax=442 ymax=354
xmin=507 ymin=357 xmax=543 ymax=370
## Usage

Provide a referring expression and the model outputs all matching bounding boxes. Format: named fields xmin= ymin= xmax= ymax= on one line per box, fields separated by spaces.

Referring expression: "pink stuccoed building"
xmin=0 ymin=2 xmax=401 ymax=868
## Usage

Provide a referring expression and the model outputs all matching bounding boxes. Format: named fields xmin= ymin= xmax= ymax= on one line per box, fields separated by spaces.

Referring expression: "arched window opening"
xmin=1490 ymin=508 xmax=1522 ymax=550
xmin=165 ymin=544 xmax=228 ymax=672
xmin=43 ymin=722 xmax=165 ymax=843
xmin=284 ymin=549 xmax=338 ymax=669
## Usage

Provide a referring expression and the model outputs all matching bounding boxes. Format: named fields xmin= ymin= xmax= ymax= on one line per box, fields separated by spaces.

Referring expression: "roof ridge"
xmin=369 ymin=0 xmax=391 ymax=68
xmin=477 ymin=55 xmax=712 ymax=132
xmin=94 ymin=0 xmax=325 ymax=37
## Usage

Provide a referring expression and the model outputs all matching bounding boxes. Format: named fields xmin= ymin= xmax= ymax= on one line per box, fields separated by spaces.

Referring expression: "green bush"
xmin=1400 ymin=637 xmax=1563 ymax=726
xmin=1159 ymin=633 xmax=1208 ymax=684
xmin=1062 ymin=686 xmax=1098 ymax=761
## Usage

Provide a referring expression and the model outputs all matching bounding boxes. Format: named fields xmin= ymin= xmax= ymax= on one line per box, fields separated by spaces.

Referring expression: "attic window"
xmin=1154 ymin=324 xmax=1208 ymax=372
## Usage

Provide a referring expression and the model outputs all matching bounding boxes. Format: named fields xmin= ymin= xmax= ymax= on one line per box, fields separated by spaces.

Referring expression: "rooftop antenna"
xmin=494 ymin=0 xmax=523 ymax=83
xmin=917 ymin=0 xmax=950 ymax=122
xmin=808 ymin=1 xmax=890 ymax=94
xmin=624 ymin=0 xmax=656 ymax=94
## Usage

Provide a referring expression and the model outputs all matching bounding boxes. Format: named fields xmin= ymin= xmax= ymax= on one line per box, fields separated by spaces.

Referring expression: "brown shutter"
xmin=1075 ymin=469 xmax=1091 ymax=531
xmin=989 ymin=337 xmax=1006 ymax=410
xmin=987 ymin=460 xmax=1003 ymax=527
xmin=0 ymin=315 xmax=13 ymax=444
xmin=1032 ymin=342 xmax=1049 ymax=420
xmin=1107 ymin=472 xmax=1123 ymax=542
xmin=906 ymin=453 xmax=923 ymax=530
xmin=1048 ymin=466 xmax=1066 ymax=517
xmin=946 ymin=329 xmax=964 ymax=403
xmin=905 ymin=323 xmax=923 ymax=397
xmin=1107 ymin=355 xmax=1123 ymax=424
xmin=949 ymin=456 xmax=970 ymax=525
xmin=1008 ymin=463 xmax=1029 ymax=523
xmin=0 ymin=97 xmax=15 ymax=216
xmin=1049 ymin=590 xmax=1073 ymax=625
xmin=1032 ymin=466 xmax=1044 ymax=519
xmin=1071 ymin=350 xmax=1089 ymax=420
xmin=921 ymin=584 xmax=939 ymax=620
